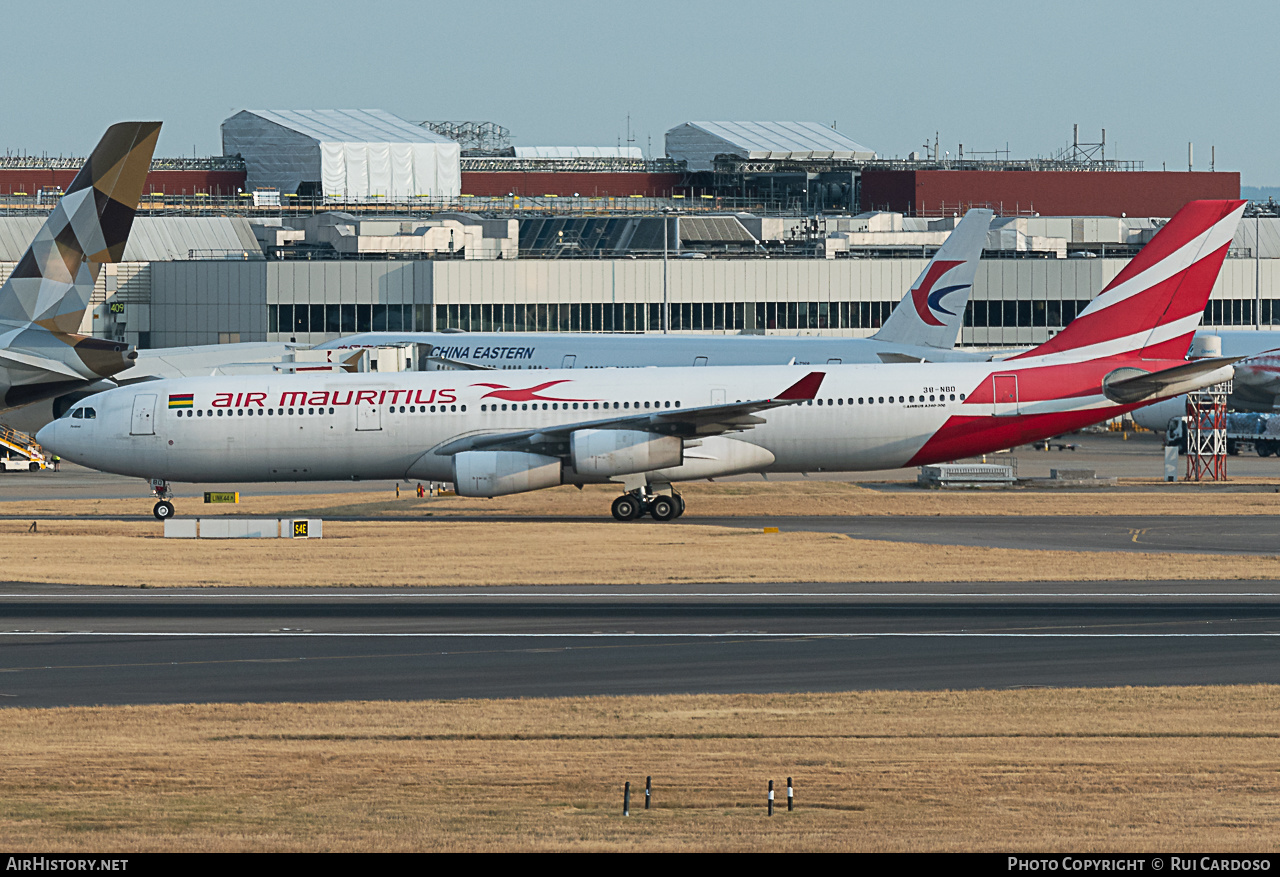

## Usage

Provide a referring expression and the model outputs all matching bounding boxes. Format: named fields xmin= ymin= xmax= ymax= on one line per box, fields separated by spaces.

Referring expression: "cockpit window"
xmin=71 ymin=409 xmax=83 ymax=420
xmin=83 ymin=407 xmax=96 ymax=419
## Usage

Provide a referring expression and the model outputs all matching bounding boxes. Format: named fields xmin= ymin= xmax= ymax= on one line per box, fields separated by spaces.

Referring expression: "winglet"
xmin=774 ymin=371 xmax=825 ymax=400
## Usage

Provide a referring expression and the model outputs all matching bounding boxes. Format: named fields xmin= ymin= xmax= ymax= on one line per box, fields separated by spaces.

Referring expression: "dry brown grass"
xmin=6 ymin=481 xmax=1280 ymax=520
xmin=3 ymin=518 xmax=1280 ymax=586
xmin=2 ymin=687 xmax=1279 ymax=852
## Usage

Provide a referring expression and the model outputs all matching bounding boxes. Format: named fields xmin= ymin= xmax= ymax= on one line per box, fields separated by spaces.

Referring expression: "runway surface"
xmin=4 ymin=582 xmax=1280 ymax=707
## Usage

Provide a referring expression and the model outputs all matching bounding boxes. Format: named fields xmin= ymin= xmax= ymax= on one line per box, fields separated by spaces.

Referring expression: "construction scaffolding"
xmin=1184 ymin=382 xmax=1231 ymax=481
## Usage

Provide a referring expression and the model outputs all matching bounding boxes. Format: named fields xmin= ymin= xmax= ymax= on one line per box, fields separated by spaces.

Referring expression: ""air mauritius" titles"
xmin=207 ymin=388 xmax=459 ymax=408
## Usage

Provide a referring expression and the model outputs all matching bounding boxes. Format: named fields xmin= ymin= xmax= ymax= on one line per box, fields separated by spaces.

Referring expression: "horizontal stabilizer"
xmin=1103 ymin=357 xmax=1241 ymax=404
xmin=0 ymin=347 xmax=88 ymax=379
xmin=876 ymin=352 xmax=927 ymax=364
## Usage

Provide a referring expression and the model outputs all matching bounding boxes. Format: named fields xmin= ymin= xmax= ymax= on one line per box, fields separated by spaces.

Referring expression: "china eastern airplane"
xmin=318 ymin=208 xmax=996 ymax=368
xmin=37 ymin=200 xmax=1245 ymax=521
xmin=0 ymin=122 xmax=160 ymax=410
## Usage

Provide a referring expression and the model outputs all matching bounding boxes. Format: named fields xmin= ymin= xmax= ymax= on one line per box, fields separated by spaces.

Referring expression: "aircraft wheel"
xmin=673 ymin=494 xmax=686 ymax=517
xmin=611 ymin=494 xmax=643 ymax=521
xmin=649 ymin=496 xmax=677 ymax=521
xmin=153 ymin=501 xmax=175 ymax=521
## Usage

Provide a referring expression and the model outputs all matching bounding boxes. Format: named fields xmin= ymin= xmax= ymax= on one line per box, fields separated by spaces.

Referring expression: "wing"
xmin=432 ymin=371 xmax=826 ymax=457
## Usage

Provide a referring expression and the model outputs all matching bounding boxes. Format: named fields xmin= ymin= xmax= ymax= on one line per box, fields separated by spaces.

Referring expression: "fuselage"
xmin=318 ymin=331 xmax=993 ymax=369
xmin=38 ymin=355 xmax=1210 ymax=485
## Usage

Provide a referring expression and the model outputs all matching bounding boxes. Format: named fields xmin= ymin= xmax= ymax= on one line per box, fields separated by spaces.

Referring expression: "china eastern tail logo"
xmin=471 ymin=380 xmax=599 ymax=402
xmin=910 ymin=260 xmax=970 ymax=327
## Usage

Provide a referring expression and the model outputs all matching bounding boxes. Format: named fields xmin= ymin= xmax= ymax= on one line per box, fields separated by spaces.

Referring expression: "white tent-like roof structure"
xmin=665 ymin=121 xmax=875 ymax=171
xmin=221 ymin=109 xmax=461 ymax=200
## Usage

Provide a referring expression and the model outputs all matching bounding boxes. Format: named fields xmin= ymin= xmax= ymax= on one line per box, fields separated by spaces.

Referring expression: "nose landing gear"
xmin=150 ymin=478 xmax=175 ymax=520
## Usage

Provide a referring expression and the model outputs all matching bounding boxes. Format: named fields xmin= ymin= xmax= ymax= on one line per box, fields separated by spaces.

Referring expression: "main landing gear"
xmin=150 ymin=478 xmax=175 ymax=520
xmin=611 ymin=486 xmax=686 ymax=522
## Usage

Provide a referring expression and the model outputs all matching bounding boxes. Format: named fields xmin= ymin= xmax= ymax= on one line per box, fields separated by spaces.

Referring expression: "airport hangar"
xmin=0 ymin=109 xmax=1263 ymax=355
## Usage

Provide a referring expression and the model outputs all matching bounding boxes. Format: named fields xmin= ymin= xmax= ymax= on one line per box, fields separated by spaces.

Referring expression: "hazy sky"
xmin=4 ymin=1 xmax=1275 ymax=183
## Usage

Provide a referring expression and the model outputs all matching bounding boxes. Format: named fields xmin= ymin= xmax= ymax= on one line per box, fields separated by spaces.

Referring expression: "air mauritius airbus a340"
xmin=38 ymin=201 xmax=1246 ymax=521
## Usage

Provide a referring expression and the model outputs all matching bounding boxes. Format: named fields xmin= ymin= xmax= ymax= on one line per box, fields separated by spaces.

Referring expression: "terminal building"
xmin=0 ymin=111 xmax=1262 ymax=353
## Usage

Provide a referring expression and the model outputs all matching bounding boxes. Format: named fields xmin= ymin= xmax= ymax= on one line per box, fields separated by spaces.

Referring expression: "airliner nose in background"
xmin=36 ymin=201 xmax=1245 ymax=522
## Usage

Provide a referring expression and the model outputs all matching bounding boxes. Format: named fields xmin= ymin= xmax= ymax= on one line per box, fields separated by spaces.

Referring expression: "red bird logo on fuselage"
xmin=471 ymin=380 xmax=600 ymax=402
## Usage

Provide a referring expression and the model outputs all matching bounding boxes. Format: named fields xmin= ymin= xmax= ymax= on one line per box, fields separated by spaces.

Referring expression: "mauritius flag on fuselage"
xmin=167 ymin=393 xmax=194 ymax=409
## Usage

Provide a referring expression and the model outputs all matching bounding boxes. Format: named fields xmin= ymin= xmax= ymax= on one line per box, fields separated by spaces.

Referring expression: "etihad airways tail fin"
xmin=0 ymin=123 xmax=159 ymax=408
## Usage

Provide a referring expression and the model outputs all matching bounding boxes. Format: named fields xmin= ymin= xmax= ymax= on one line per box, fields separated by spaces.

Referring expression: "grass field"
xmin=2 ymin=516 xmax=1279 ymax=586
xmin=1 ymin=483 xmax=1279 ymax=587
xmin=2 ymin=687 xmax=1278 ymax=852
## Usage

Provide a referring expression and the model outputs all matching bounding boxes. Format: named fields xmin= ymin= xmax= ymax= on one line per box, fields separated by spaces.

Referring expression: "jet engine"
xmin=452 ymin=450 xmax=562 ymax=497
xmin=570 ymin=429 xmax=682 ymax=476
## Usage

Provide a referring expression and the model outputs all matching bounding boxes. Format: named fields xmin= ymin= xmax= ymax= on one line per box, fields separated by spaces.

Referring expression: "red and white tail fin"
xmin=1014 ymin=199 xmax=1246 ymax=362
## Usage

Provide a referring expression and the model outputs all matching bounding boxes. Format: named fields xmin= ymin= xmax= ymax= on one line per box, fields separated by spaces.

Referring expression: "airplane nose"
xmin=35 ymin=422 xmax=58 ymax=451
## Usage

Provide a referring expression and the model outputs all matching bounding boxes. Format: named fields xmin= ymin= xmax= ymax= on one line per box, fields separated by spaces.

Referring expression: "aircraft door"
xmin=694 ymin=356 xmax=708 ymax=367
xmin=561 ymin=354 xmax=576 ymax=369
xmin=827 ymin=358 xmax=842 ymax=365
xmin=992 ymin=374 xmax=1019 ymax=416
xmin=356 ymin=400 xmax=382 ymax=431
xmin=711 ymin=388 xmax=726 ymax=405
xmin=130 ymin=394 xmax=156 ymax=435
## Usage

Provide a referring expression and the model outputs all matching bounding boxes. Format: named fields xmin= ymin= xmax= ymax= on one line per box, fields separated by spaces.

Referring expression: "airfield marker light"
xmin=787 ymin=777 xmax=794 ymax=812
xmin=645 ymin=776 xmax=652 ymax=809
xmin=623 ymin=781 xmax=631 ymax=817
xmin=768 ymin=780 xmax=775 ymax=816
